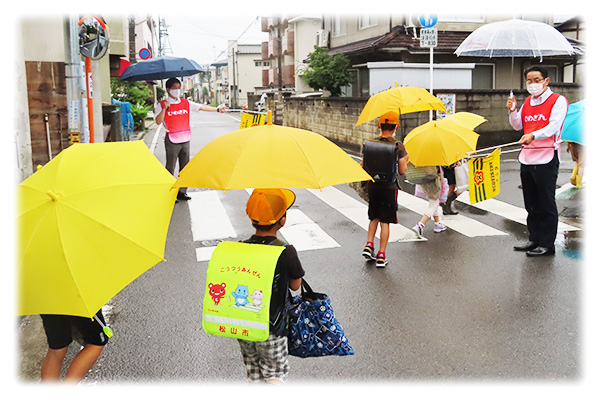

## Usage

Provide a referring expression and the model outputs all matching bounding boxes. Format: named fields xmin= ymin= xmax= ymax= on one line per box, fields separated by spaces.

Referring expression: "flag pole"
xmin=467 ymin=141 xmax=521 ymax=155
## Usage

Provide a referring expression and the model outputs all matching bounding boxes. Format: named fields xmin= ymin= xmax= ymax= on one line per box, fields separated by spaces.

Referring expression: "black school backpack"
xmin=362 ymin=140 xmax=398 ymax=183
xmin=242 ymin=236 xmax=289 ymax=336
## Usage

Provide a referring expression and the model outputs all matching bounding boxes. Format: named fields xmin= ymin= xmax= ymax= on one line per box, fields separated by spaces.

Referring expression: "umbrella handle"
xmin=94 ymin=314 xmax=114 ymax=338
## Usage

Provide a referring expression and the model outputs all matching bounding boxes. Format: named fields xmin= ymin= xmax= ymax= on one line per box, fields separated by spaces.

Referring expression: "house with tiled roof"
xmin=319 ymin=14 xmax=583 ymax=97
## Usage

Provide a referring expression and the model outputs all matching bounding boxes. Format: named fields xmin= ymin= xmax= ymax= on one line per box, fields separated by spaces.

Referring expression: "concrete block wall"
xmin=283 ymin=84 xmax=583 ymax=149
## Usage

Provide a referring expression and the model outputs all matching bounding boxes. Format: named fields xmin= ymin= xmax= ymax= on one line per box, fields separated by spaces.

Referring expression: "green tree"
xmin=303 ymin=46 xmax=353 ymax=97
xmin=110 ymin=78 xmax=153 ymax=130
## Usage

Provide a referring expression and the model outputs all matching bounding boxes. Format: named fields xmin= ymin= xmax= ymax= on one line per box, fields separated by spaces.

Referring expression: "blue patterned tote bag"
xmin=287 ymin=280 xmax=354 ymax=358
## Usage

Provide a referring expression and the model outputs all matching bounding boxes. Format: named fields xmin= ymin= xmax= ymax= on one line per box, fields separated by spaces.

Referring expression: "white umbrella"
xmin=455 ymin=18 xmax=581 ymax=60
xmin=455 ymin=18 xmax=581 ymax=94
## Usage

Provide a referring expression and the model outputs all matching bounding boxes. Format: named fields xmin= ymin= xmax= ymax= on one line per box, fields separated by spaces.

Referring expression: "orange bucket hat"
xmin=378 ymin=111 xmax=399 ymax=125
xmin=246 ymin=188 xmax=296 ymax=225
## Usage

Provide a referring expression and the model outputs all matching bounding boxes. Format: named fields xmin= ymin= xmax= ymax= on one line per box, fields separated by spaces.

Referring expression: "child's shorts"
xmin=238 ymin=334 xmax=289 ymax=383
xmin=367 ymin=183 xmax=398 ymax=224
xmin=41 ymin=311 xmax=109 ymax=350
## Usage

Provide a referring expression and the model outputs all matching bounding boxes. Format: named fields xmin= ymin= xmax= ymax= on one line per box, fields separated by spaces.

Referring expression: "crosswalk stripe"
xmin=193 ymin=190 xmax=342 ymax=262
xmin=455 ymin=192 xmax=580 ymax=232
xmin=396 ymin=191 xmax=508 ymax=237
xmin=188 ymin=191 xmax=236 ymax=241
xmin=279 ymin=209 xmax=341 ymax=252
xmin=243 ymin=189 xmax=340 ymax=252
xmin=191 ymin=185 xmax=578 ymax=262
xmin=307 ymin=186 xmax=425 ymax=242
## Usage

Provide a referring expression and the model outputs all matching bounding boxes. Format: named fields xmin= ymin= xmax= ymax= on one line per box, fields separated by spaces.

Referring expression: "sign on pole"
xmin=420 ymin=28 xmax=438 ymax=47
xmin=419 ymin=14 xmax=438 ymax=28
xmin=139 ymin=48 xmax=151 ymax=60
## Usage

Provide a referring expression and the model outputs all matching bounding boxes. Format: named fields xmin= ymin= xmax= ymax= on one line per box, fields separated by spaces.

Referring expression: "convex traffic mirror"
xmin=78 ymin=16 xmax=110 ymax=59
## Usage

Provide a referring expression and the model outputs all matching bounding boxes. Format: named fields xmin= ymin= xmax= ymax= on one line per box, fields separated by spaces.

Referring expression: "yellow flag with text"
xmin=468 ymin=148 xmax=500 ymax=204
xmin=240 ymin=112 xmax=266 ymax=129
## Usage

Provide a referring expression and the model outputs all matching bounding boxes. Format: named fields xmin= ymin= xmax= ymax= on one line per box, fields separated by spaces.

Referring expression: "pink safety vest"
xmin=161 ymin=98 xmax=192 ymax=143
xmin=518 ymin=92 xmax=566 ymax=165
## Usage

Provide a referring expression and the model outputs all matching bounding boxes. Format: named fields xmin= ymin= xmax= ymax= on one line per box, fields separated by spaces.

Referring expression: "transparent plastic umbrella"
xmin=454 ymin=18 xmax=580 ymax=59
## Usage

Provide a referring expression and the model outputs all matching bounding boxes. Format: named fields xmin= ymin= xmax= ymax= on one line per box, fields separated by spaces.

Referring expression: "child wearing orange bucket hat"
xmin=236 ymin=188 xmax=305 ymax=384
xmin=361 ymin=112 xmax=409 ymax=268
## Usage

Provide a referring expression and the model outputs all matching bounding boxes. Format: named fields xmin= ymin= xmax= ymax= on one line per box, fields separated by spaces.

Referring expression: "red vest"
xmin=519 ymin=92 xmax=566 ymax=165
xmin=161 ymin=98 xmax=192 ymax=143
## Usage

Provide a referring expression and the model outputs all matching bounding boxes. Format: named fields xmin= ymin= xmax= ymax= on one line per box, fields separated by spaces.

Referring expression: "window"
xmin=332 ymin=15 xmax=347 ymax=37
xmin=359 ymin=15 xmax=377 ymax=29
xmin=472 ymin=64 xmax=494 ymax=89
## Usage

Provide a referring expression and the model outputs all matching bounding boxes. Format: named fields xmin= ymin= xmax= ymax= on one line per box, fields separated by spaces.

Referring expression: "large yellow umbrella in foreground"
xmin=18 ymin=141 xmax=177 ymax=318
xmin=355 ymin=83 xmax=447 ymax=127
xmin=174 ymin=112 xmax=372 ymax=190
xmin=404 ymin=113 xmax=486 ymax=166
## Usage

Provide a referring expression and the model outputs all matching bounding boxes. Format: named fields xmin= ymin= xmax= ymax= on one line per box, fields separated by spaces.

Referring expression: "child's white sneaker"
xmin=412 ymin=223 xmax=424 ymax=238
xmin=434 ymin=222 xmax=447 ymax=233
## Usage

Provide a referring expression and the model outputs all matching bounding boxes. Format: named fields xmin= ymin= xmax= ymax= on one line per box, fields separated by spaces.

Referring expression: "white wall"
xmin=367 ymin=62 xmax=475 ymax=94
xmin=293 ymin=18 xmax=323 ymax=92
xmin=21 ymin=18 xmax=65 ymax=62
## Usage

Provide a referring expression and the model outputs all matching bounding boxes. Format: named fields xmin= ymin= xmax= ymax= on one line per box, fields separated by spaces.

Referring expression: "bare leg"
xmin=379 ymin=223 xmax=390 ymax=254
xmin=41 ymin=347 xmax=68 ymax=382
xmin=63 ymin=344 xmax=104 ymax=383
xmin=367 ymin=219 xmax=379 ymax=243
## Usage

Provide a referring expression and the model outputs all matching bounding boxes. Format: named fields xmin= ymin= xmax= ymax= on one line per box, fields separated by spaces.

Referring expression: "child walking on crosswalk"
xmin=361 ymin=112 xmax=409 ymax=267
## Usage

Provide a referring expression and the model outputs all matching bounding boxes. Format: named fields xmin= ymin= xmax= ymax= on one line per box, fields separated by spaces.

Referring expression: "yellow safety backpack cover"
xmin=202 ymin=241 xmax=285 ymax=342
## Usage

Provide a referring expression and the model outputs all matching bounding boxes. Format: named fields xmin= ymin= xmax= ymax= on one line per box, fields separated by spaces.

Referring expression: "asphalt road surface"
xmin=17 ymin=110 xmax=588 ymax=392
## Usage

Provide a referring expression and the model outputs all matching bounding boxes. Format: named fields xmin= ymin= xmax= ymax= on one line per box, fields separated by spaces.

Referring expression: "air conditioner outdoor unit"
xmin=316 ymin=29 xmax=330 ymax=48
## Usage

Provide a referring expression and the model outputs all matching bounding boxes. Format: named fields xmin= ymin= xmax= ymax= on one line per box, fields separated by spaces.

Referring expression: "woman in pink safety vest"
xmin=506 ymin=65 xmax=568 ymax=257
xmin=155 ymin=77 xmax=227 ymax=201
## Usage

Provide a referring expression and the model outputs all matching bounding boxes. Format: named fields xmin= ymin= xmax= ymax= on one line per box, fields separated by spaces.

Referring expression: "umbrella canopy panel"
xmin=404 ymin=118 xmax=480 ymax=166
xmin=455 ymin=18 xmax=580 ymax=58
xmin=18 ymin=141 xmax=177 ymax=318
xmin=561 ymin=99 xmax=585 ymax=145
xmin=120 ymin=56 xmax=205 ymax=81
xmin=356 ymin=86 xmax=447 ymax=127
xmin=174 ymin=123 xmax=373 ymax=191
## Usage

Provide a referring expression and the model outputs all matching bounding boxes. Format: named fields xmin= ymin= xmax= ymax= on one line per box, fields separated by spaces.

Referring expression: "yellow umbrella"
xmin=355 ymin=82 xmax=447 ymax=127
xmin=18 ymin=141 xmax=177 ymax=318
xmin=442 ymin=112 xmax=487 ymax=130
xmin=174 ymin=112 xmax=372 ymax=190
xmin=404 ymin=116 xmax=481 ymax=167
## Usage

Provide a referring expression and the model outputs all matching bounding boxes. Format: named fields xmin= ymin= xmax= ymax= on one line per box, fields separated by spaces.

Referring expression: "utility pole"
xmin=64 ymin=15 xmax=86 ymax=144
xmin=129 ymin=16 xmax=137 ymax=63
xmin=157 ymin=16 xmax=172 ymax=56
xmin=231 ymin=46 xmax=238 ymax=109
xmin=277 ymin=21 xmax=283 ymax=91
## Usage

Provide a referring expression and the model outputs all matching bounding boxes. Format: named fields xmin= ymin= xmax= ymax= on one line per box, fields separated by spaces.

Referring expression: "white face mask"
xmin=168 ymin=89 xmax=181 ymax=99
xmin=526 ymin=82 xmax=545 ymax=97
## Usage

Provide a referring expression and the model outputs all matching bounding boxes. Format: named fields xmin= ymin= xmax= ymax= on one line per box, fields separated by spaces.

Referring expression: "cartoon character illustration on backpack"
xmin=208 ymin=282 xmax=227 ymax=306
xmin=250 ymin=289 xmax=263 ymax=307
xmin=232 ymin=284 xmax=250 ymax=307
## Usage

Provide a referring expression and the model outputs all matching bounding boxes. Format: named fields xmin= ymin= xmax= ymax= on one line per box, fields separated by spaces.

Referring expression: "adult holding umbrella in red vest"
xmin=507 ymin=65 xmax=568 ymax=257
xmin=155 ymin=77 xmax=228 ymax=201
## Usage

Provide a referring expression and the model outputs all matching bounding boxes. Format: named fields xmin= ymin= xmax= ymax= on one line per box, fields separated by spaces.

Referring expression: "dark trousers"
xmin=165 ymin=134 xmax=190 ymax=195
xmin=520 ymin=153 xmax=559 ymax=249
